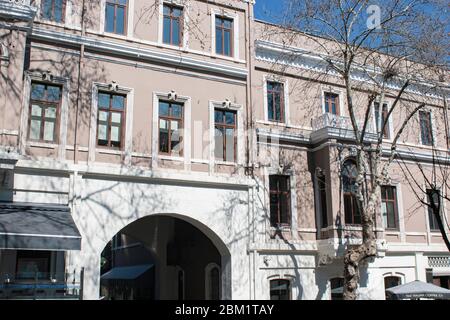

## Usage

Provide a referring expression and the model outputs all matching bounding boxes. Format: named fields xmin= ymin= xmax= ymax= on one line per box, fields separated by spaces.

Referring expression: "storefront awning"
xmin=101 ymin=264 xmax=154 ymax=281
xmin=0 ymin=202 xmax=81 ymax=251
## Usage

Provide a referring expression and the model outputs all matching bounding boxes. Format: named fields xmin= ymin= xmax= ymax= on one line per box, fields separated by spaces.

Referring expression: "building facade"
xmin=0 ymin=0 xmax=448 ymax=300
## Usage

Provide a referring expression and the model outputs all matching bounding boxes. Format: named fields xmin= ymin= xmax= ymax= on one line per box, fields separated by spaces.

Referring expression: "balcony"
xmin=0 ymin=0 xmax=37 ymax=22
xmin=0 ymin=271 xmax=82 ymax=300
xmin=311 ymin=113 xmax=377 ymax=144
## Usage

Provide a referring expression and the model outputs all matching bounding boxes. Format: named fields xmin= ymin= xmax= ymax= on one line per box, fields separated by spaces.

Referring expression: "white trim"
xmin=88 ymin=82 xmax=134 ymax=164
xmin=0 ymin=231 xmax=81 ymax=239
xmin=262 ymin=74 xmax=290 ymax=125
xmin=208 ymin=100 xmax=244 ymax=174
xmin=158 ymin=0 xmax=189 ymax=50
xmin=100 ymin=0 xmax=134 ymax=38
xmin=321 ymin=86 xmax=345 ymax=116
xmin=152 ymin=91 xmax=191 ymax=170
xmin=210 ymin=8 xmax=240 ymax=61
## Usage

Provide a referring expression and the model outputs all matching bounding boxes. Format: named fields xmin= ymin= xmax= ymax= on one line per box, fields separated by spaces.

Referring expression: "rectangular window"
xmin=163 ymin=4 xmax=183 ymax=46
xmin=97 ymin=92 xmax=126 ymax=149
xmin=270 ymin=279 xmax=291 ymax=300
xmin=105 ymin=0 xmax=128 ymax=35
xmin=381 ymin=186 xmax=399 ymax=230
xmin=324 ymin=92 xmax=340 ymax=115
xmin=269 ymin=175 xmax=291 ymax=227
xmin=159 ymin=101 xmax=183 ymax=156
xmin=317 ymin=174 xmax=328 ymax=228
xmin=41 ymin=0 xmax=66 ymax=23
xmin=427 ymin=189 xmax=440 ymax=232
xmin=214 ymin=109 xmax=237 ymax=162
xmin=215 ymin=16 xmax=233 ymax=57
xmin=267 ymin=81 xmax=284 ymax=122
xmin=28 ymin=82 xmax=61 ymax=143
xmin=419 ymin=111 xmax=433 ymax=146
xmin=16 ymin=250 xmax=51 ymax=280
xmin=374 ymin=102 xmax=390 ymax=139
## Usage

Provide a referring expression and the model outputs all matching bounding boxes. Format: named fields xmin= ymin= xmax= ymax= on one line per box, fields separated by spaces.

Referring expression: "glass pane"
xmin=105 ymin=4 xmax=115 ymax=33
xmin=31 ymin=104 xmax=42 ymax=117
xmin=268 ymin=93 xmax=274 ymax=120
xmin=171 ymin=120 xmax=182 ymax=155
xmin=31 ymin=84 xmax=45 ymax=100
xmin=111 ymin=125 xmax=120 ymax=142
xmin=45 ymin=107 xmax=57 ymax=119
xmin=216 ymin=28 xmax=223 ymax=54
xmin=159 ymin=119 xmax=169 ymax=153
xmin=163 ymin=17 xmax=171 ymax=44
xmin=159 ymin=118 xmax=168 ymax=130
xmin=214 ymin=127 xmax=224 ymax=160
xmin=163 ymin=4 xmax=170 ymax=15
xmin=159 ymin=101 xmax=169 ymax=116
xmin=116 ymin=7 xmax=125 ymax=34
xmin=224 ymin=30 xmax=231 ymax=56
xmin=225 ymin=128 xmax=234 ymax=162
xmin=98 ymin=93 xmax=110 ymax=108
xmin=43 ymin=121 xmax=55 ymax=141
xmin=55 ymin=0 xmax=64 ymax=22
xmin=224 ymin=19 xmax=232 ymax=29
xmin=30 ymin=119 xmax=41 ymax=140
xmin=41 ymin=0 xmax=52 ymax=20
xmin=99 ymin=110 xmax=109 ymax=122
xmin=98 ymin=124 xmax=107 ymax=140
xmin=386 ymin=202 xmax=396 ymax=228
xmin=111 ymin=112 xmax=121 ymax=124
xmin=173 ymin=7 xmax=182 ymax=17
xmin=112 ymin=95 xmax=124 ymax=109
xmin=381 ymin=201 xmax=388 ymax=227
xmin=118 ymin=0 xmax=127 ymax=5
xmin=172 ymin=19 xmax=180 ymax=45
xmin=275 ymin=93 xmax=281 ymax=120
xmin=225 ymin=112 xmax=235 ymax=125
xmin=171 ymin=103 xmax=183 ymax=118
xmin=215 ymin=110 xmax=224 ymax=124
xmin=47 ymin=86 xmax=61 ymax=102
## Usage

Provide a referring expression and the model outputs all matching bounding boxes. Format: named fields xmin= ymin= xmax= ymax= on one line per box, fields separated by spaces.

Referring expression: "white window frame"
xmin=267 ymin=275 xmax=294 ymax=300
xmin=209 ymin=100 xmax=244 ymax=171
xmin=100 ymin=0 xmax=134 ymax=39
xmin=263 ymin=75 xmax=290 ymax=125
xmin=264 ymin=166 xmax=299 ymax=240
xmin=418 ymin=107 xmax=436 ymax=147
xmin=205 ymin=262 xmax=221 ymax=300
xmin=210 ymin=8 xmax=239 ymax=61
xmin=157 ymin=0 xmax=189 ymax=50
xmin=88 ymin=83 xmax=134 ymax=165
xmin=321 ymin=87 xmax=345 ymax=116
xmin=19 ymin=72 xmax=70 ymax=160
xmin=0 ymin=42 xmax=9 ymax=67
xmin=380 ymin=183 xmax=404 ymax=236
xmin=372 ymin=100 xmax=394 ymax=142
xmin=152 ymin=92 xmax=191 ymax=170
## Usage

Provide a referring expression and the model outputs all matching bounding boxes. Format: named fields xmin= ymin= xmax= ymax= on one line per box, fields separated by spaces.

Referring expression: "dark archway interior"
xmin=100 ymin=215 xmax=222 ymax=300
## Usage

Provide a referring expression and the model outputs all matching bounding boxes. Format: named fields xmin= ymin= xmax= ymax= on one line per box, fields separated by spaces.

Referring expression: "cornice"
xmin=0 ymin=0 xmax=37 ymax=22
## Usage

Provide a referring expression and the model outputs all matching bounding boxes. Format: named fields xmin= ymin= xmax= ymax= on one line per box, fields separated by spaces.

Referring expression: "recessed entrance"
xmin=99 ymin=215 xmax=230 ymax=300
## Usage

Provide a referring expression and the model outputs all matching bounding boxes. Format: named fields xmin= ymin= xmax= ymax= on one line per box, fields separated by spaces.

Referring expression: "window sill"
xmin=96 ymin=148 xmax=124 ymax=155
xmin=215 ymin=160 xmax=238 ymax=166
xmin=158 ymin=155 xmax=184 ymax=162
xmin=27 ymin=141 xmax=58 ymax=149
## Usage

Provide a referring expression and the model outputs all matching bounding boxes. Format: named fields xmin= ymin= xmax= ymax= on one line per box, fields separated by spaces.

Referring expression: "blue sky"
xmin=254 ymin=0 xmax=287 ymax=23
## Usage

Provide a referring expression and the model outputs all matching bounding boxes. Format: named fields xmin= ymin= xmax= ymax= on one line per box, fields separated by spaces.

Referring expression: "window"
xmin=269 ymin=175 xmax=291 ymax=227
xmin=16 ymin=250 xmax=51 ymax=280
xmin=215 ymin=16 xmax=233 ymax=56
xmin=381 ymin=186 xmax=399 ymax=230
xmin=426 ymin=189 xmax=440 ymax=232
xmin=41 ymin=0 xmax=66 ymax=23
xmin=97 ymin=92 xmax=126 ymax=148
xmin=330 ymin=277 xmax=344 ymax=300
xmin=419 ymin=111 xmax=433 ymax=146
xmin=28 ymin=82 xmax=61 ymax=143
xmin=384 ymin=276 xmax=401 ymax=299
xmin=433 ymin=276 xmax=450 ymax=289
xmin=342 ymin=160 xmax=361 ymax=225
xmin=270 ymin=279 xmax=291 ymax=300
xmin=159 ymin=101 xmax=183 ymax=156
xmin=206 ymin=265 xmax=220 ymax=300
xmin=374 ymin=102 xmax=390 ymax=139
xmin=324 ymin=92 xmax=340 ymax=115
xmin=105 ymin=0 xmax=128 ymax=35
xmin=317 ymin=172 xmax=328 ymax=228
xmin=267 ymin=81 xmax=284 ymax=122
xmin=163 ymin=4 xmax=183 ymax=46
xmin=214 ymin=109 xmax=236 ymax=162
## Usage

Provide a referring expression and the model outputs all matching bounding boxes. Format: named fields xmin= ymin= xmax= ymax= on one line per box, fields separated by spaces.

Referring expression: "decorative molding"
xmin=0 ymin=0 xmax=37 ymax=22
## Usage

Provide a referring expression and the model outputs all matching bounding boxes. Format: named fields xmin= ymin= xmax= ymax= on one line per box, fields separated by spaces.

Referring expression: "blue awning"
xmin=100 ymin=265 xmax=154 ymax=281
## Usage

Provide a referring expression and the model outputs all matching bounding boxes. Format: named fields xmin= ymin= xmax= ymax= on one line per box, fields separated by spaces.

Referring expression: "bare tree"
xmin=260 ymin=0 xmax=449 ymax=299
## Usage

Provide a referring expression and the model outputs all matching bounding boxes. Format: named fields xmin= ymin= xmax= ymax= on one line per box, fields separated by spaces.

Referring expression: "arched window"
xmin=270 ymin=279 xmax=291 ymax=300
xmin=330 ymin=277 xmax=344 ymax=300
xmin=205 ymin=263 xmax=221 ymax=300
xmin=342 ymin=159 xmax=361 ymax=224
xmin=384 ymin=276 xmax=401 ymax=299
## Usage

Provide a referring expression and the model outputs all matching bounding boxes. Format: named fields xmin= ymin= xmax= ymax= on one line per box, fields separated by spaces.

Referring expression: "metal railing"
xmin=0 ymin=269 xmax=83 ymax=300
xmin=5 ymin=0 xmax=31 ymax=6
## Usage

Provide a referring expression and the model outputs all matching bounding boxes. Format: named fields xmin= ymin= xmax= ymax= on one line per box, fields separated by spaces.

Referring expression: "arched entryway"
xmin=99 ymin=214 xmax=231 ymax=300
